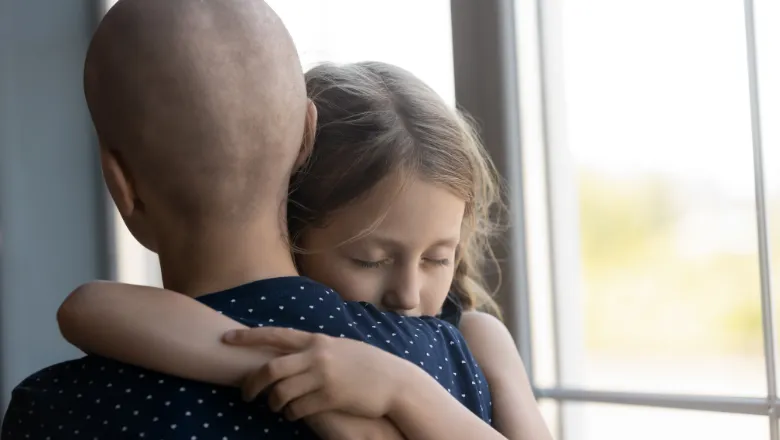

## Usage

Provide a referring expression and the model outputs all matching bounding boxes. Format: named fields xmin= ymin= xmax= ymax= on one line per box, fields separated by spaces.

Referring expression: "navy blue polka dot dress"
xmin=1 ymin=277 xmax=492 ymax=439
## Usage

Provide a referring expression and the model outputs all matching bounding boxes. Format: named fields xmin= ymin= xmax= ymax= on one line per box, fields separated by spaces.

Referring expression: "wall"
xmin=0 ymin=0 xmax=108 ymax=415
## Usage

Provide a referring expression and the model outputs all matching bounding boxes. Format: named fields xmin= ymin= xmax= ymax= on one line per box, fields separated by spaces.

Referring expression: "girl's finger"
xmin=224 ymin=327 xmax=314 ymax=351
xmin=267 ymin=371 xmax=322 ymax=413
xmin=283 ymin=390 xmax=337 ymax=421
xmin=242 ymin=352 xmax=311 ymax=401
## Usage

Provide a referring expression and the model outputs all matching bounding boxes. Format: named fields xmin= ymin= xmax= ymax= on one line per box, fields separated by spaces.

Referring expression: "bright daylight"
xmin=1 ymin=0 xmax=778 ymax=439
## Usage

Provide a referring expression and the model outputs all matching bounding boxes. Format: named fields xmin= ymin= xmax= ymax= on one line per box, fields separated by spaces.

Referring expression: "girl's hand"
xmin=223 ymin=327 xmax=414 ymax=421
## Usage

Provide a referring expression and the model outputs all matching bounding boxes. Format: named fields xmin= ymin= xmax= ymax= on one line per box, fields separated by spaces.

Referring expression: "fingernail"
xmin=223 ymin=330 xmax=239 ymax=342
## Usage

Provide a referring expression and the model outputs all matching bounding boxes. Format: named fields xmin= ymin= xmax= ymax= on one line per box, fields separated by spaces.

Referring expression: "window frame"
xmin=449 ymin=0 xmax=778 ymax=438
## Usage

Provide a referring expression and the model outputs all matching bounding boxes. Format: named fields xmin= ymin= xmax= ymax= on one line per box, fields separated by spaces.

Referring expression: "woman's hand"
xmin=223 ymin=327 xmax=415 ymax=421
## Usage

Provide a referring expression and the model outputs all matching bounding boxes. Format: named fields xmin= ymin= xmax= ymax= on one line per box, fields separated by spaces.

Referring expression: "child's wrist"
xmin=386 ymin=359 xmax=429 ymax=419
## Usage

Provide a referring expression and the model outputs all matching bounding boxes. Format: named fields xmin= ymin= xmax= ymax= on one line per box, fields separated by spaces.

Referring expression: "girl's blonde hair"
xmin=288 ymin=61 xmax=505 ymax=318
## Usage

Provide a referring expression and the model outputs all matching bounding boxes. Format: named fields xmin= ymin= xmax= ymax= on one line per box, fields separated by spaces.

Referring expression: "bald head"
xmin=85 ymin=0 xmax=307 ymax=225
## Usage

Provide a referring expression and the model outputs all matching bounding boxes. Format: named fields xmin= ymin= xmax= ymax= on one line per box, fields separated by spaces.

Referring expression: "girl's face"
xmin=297 ymin=175 xmax=465 ymax=317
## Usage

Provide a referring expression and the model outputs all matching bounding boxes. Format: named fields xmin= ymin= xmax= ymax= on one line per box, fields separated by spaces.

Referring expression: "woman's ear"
xmin=99 ymin=141 xmax=157 ymax=252
xmin=100 ymin=143 xmax=137 ymax=218
xmin=294 ymin=99 xmax=317 ymax=171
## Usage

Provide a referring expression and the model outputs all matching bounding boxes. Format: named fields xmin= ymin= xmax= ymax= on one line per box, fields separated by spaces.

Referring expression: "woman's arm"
xmin=459 ymin=311 xmax=554 ymax=440
xmin=58 ymin=281 xmax=272 ymax=386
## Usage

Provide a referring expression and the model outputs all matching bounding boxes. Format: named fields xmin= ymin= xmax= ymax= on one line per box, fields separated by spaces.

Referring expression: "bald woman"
xmin=2 ymin=1 xmax=496 ymax=439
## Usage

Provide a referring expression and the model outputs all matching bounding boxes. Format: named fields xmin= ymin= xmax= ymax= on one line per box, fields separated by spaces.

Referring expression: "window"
xmin=515 ymin=0 xmax=779 ymax=438
xmin=106 ymin=0 xmax=456 ymax=286
xmin=266 ymin=0 xmax=455 ymax=105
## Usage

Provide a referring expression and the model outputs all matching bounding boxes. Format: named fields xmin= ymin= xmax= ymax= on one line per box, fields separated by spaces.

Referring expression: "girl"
xmin=59 ymin=61 xmax=552 ymax=440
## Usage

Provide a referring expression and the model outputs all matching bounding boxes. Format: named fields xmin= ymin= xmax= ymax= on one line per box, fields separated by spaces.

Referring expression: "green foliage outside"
xmin=578 ymin=170 xmax=778 ymax=356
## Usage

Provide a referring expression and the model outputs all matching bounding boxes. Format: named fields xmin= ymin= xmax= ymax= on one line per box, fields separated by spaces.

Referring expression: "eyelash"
xmin=353 ymin=258 xmax=450 ymax=269
xmin=424 ymin=258 xmax=451 ymax=267
xmin=354 ymin=259 xmax=386 ymax=269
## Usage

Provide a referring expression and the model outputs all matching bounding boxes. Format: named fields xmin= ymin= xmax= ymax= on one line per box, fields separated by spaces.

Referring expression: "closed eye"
xmin=423 ymin=258 xmax=451 ymax=267
xmin=352 ymin=259 xmax=389 ymax=269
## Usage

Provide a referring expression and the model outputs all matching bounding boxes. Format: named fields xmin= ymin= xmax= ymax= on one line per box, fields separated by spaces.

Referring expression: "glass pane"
xmin=755 ymin=0 xmax=780 ymax=393
xmin=562 ymin=402 xmax=769 ymax=440
xmin=266 ymin=0 xmax=455 ymax=105
xmin=542 ymin=0 xmax=766 ymax=396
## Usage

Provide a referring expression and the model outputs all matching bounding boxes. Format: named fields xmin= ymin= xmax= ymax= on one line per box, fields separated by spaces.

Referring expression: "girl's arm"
xmin=58 ymin=281 xmax=272 ymax=386
xmin=58 ymin=282 xmax=405 ymax=440
xmin=385 ymin=365 xmax=508 ymax=440
xmin=225 ymin=326 xmax=509 ymax=440
xmin=459 ymin=311 xmax=554 ymax=440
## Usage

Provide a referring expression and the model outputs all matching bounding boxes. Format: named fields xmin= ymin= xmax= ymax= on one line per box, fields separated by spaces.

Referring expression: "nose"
xmin=382 ymin=264 xmax=422 ymax=315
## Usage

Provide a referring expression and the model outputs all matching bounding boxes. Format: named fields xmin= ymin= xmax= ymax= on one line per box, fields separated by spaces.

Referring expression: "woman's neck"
xmin=156 ymin=219 xmax=299 ymax=297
